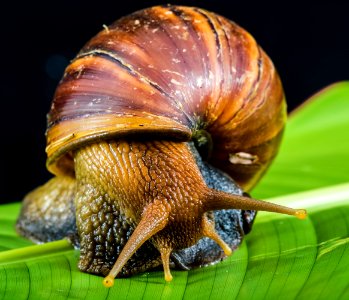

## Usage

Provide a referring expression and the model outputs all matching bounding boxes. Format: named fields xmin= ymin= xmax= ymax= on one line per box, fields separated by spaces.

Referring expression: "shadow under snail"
xmin=16 ymin=5 xmax=306 ymax=287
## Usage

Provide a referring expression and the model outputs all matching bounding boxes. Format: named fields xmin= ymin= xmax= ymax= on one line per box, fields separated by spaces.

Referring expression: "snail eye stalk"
xmin=206 ymin=189 xmax=307 ymax=219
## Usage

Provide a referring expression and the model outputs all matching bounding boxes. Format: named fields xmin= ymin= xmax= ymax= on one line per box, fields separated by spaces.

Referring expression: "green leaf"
xmin=1 ymin=82 xmax=349 ymax=299
xmin=253 ymin=81 xmax=349 ymax=198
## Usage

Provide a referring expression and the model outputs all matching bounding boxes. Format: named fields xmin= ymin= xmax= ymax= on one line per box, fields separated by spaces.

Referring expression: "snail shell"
xmin=47 ymin=5 xmax=286 ymax=191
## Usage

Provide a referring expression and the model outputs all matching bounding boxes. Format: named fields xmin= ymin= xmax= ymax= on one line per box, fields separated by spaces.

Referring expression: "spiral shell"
xmin=46 ymin=5 xmax=286 ymax=190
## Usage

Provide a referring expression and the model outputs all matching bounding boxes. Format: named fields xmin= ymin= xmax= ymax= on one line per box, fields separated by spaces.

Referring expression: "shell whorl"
xmin=46 ymin=5 xmax=286 ymax=190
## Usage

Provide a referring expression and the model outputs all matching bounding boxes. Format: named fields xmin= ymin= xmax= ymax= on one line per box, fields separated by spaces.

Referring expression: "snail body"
xmin=16 ymin=5 xmax=305 ymax=286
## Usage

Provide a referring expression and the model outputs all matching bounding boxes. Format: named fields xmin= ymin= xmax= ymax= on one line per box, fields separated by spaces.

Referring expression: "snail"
xmin=16 ymin=5 xmax=306 ymax=287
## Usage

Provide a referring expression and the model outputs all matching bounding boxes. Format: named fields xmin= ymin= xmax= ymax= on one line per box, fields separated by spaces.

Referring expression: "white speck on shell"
xmin=196 ymin=76 xmax=204 ymax=88
xmin=170 ymin=78 xmax=182 ymax=86
xmin=229 ymin=152 xmax=258 ymax=165
xmin=102 ymin=24 xmax=109 ymax=33
xmin=162 ymin=69 xmax=184 ymax=77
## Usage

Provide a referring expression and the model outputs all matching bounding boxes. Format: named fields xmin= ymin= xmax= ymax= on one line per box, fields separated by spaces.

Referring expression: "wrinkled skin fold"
xmin=17 ymin=141 xmax=256 ymax=276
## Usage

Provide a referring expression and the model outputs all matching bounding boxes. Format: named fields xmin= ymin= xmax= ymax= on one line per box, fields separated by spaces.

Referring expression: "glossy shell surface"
xmin=46 ymin=5 xmax=286 ymax=190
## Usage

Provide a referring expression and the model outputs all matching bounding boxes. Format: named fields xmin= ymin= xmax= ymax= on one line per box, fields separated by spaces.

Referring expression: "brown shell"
xmin=46 ymin=5 xmax=286 ymax=191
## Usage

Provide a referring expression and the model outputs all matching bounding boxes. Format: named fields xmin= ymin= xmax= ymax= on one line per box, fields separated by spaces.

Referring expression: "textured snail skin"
xmin=17 ymin=141 xmax=254 ymax=276
xmin=16 ymin=5 xmax=287 ymax=282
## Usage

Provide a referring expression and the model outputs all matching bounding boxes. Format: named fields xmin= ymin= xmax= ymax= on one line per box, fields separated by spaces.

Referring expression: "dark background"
xmin=1 ymin=1 xmax=348 ymax=204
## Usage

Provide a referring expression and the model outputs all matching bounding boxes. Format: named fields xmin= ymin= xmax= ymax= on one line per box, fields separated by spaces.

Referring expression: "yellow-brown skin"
xmin=75 ymin=140 xmax=228 ymax=284
xmin=75 ymin=140 xmax=207 ymax=246
xmin=72 ymin=139 xmax=305 ymax=286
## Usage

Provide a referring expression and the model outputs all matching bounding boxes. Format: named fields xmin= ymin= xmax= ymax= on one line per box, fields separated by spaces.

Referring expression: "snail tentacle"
xmin=201 ymin=216 xmax=232 ymax=256
xmin=206 ymin=189 xmax=307 ymax=219
xmin=159 ymin=246 xmax=173 ymax=282
xmin=103 ymin=199 xmax=170 ymax=287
